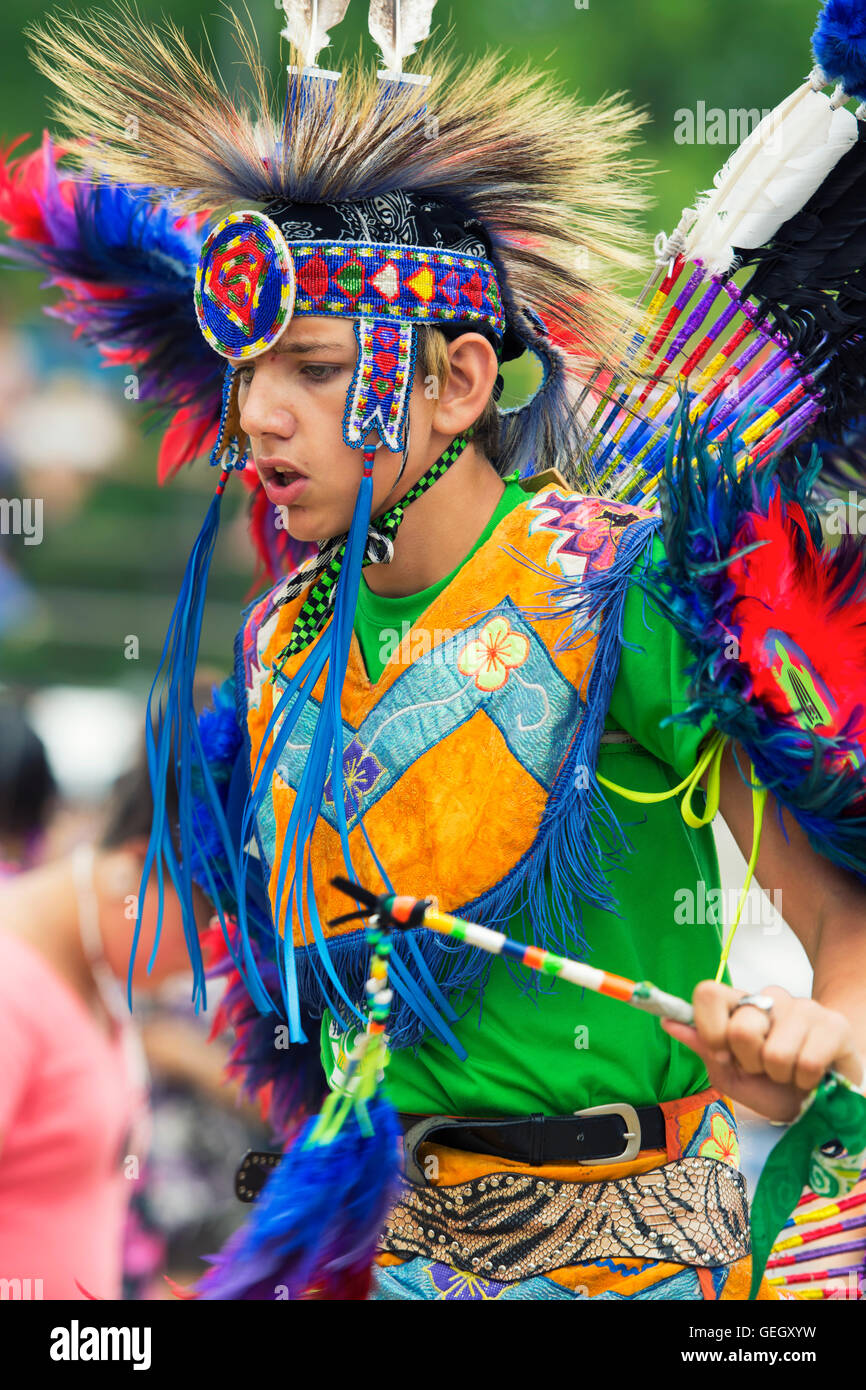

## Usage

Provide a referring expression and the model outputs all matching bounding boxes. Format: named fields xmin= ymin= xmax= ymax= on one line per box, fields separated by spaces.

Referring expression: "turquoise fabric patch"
xmin=370 ymin=1259 xmax=577 ymax=1301
xmin=261 ymin=595 xmax=582 ymax=839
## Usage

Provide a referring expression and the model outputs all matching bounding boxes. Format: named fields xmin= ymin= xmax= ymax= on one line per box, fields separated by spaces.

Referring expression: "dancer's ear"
xmin=431 ymin=332 xmax=499 ymax=438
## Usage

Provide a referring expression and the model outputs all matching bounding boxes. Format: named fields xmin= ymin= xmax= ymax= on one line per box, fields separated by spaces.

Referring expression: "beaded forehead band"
xmin=194 ymin=206 xmax=507 ymax=459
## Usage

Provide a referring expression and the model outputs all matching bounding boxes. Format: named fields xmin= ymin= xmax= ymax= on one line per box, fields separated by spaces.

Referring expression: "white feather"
xmin=722 ymin=99 xmax=856 ymax=252
xmin=278 ymin=0 xmax=352 ymax=69
xmin=682 ymin=80 xmax=858 ymax=276
xmin=368 ymin=0 xmax=437 ymax=73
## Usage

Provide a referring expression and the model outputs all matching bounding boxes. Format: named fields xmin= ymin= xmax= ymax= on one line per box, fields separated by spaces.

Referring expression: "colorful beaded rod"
xmin=767 ymin=1175 xmax=866 ymax=1300
xmin=581 ymin=255 xmax=824 ymax=509
xmin=780 ymin=1187 xmax=866 ymax=1232
xmin=328 ymin=877 xmax=695 ymax=1025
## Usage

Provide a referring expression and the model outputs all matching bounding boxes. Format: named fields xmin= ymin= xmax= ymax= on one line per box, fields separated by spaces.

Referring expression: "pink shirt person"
xmin=0 ymin=930 xmax=135 ymax=1300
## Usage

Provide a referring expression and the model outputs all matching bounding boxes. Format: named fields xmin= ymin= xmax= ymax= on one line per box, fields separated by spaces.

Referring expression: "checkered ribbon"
xmin=271 ymin=432 xmax=473 ymax=676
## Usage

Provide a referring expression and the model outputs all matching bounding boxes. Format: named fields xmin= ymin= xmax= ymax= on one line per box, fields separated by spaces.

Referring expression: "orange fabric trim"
xmin=719 ymin=1256 xmax=780 ymax=1301
xmin=546 ymin=1260 xmax=684 ymax=1296
xmin=661 ymin=1084 xmax=723 ymax=1121
xmin=662 ymin=1086 xmax=729 ymax=1160
xmin=375 ymin=1253 xmax=403 ymax=1268
xmin=417 ymin=1139 xmax=668 ymax=1187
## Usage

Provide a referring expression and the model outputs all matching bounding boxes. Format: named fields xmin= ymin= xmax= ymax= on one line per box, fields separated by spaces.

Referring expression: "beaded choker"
xmin=272 ymin=431 xmax=473 ymax=674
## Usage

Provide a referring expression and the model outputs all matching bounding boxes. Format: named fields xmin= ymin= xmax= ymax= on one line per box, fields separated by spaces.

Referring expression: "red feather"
xmin=0 ymin=131 xmax=73 ymax=242
xmin=164 ymin=1274 xmax=199 ymax=1300
xmin=157 ymin=404 xmax=219 ymax=481
xmin=728 ymin=491 xmax=866 ymax=764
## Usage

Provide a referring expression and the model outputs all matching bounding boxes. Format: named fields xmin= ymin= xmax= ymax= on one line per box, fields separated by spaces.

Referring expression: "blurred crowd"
xmin=0 ymin=693 xmax=270 ymax=1300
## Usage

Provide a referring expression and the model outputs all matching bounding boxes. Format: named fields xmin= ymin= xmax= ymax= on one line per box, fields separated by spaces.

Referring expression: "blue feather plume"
xmin=812 ymin=0 xmax=866 ymax=100
xmin=196 ymin=1093 xmax=400 ymax=1300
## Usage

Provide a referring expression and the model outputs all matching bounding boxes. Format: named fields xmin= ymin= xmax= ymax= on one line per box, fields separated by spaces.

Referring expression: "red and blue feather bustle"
xmin=0 ymin=131 xmax=310 ymax=582
xmin=645 ymin=397 xmax=866 ymax=882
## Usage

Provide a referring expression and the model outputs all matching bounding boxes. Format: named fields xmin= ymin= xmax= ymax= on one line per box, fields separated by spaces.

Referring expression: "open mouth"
xmin=260 ymin=460 xmax=309 ymax=505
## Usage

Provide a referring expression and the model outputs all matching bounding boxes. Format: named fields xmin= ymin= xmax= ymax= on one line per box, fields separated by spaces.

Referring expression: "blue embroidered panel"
xmin=257 ymin=596 xmax=582 ymax=848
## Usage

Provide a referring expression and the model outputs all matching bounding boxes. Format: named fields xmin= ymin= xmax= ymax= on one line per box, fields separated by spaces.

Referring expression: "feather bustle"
xmin=647 ymin=396 xmax=866 ymax=881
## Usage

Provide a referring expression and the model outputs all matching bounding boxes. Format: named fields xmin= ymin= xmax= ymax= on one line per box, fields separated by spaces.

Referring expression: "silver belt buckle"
xmin=572 ymin=1102 xmax=642 ymax=1165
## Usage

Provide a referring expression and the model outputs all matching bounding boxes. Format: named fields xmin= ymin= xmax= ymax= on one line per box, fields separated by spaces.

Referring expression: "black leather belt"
xmin=400 ymin=1104 xmax=666 ymax=1184
xmin=234 ymin=1102 xmax=667 ymax=1200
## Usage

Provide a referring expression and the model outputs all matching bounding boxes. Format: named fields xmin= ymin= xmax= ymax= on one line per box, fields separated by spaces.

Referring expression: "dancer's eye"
xmin=301 ymin=364 xmax=341 ymax=382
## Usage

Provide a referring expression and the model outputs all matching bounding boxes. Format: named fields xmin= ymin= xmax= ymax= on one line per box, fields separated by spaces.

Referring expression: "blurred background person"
xmin=0 ymin=698 xmax=55 ymax=876
xmin=0 ymin=738 xmax=209 ymax=1300
xmin=0 ymin=686 xmax=273 ymax=1301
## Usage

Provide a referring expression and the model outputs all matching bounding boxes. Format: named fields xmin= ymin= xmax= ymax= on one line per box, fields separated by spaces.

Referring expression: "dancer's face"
xmin=237 ymin=316 xmax=435 ymax=543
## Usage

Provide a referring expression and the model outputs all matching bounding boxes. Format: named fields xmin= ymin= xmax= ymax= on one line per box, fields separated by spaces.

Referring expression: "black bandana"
xmin=262 ymin=191 xmax=525 ymax=362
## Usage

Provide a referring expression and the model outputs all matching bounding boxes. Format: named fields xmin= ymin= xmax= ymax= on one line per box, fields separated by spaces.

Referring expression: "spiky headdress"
xmin=26 ymin=2 xmax=651 ymax=483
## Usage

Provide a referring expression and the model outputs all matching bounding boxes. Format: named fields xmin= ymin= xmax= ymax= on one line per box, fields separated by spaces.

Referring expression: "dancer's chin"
xmin=280 ymin=504 xmax=339 ymax=545
xmin=277 ymin=503 xmax=313 ymax=539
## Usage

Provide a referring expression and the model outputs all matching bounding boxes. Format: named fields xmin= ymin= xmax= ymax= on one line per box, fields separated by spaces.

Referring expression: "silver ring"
xmin=730 ymin=992 xmax=775 ymax=1021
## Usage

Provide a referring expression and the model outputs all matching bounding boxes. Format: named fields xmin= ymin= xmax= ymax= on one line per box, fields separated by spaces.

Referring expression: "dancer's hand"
xmin=661 ymin=981 xmax=864 ymax=1123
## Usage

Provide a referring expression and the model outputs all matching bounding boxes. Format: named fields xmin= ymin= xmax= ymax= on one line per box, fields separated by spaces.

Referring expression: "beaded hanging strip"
xmin=208 ymin=363 xmax=251 ymax=470
xmin=270 ymin=430 xmax=474 ymax=675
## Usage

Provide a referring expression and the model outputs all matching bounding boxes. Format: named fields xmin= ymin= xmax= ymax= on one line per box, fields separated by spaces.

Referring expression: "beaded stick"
xmin=768 ymin=1237 xmax=866 ymax=1269
xmin=773 ymin=1212 xmax=866 ymax=1253
xmin=779 ymin=1189 xmax=866 ymax=1230
xmin=329 ymin=879 xmax=696 ymax=1026
xmin=582 ymin=256 xmax=824 ymax=506
xmin=768 ymin=1261 xmax=864 ymax=1290
xmin=778 ymin=1288 xmax=861 ymax=1299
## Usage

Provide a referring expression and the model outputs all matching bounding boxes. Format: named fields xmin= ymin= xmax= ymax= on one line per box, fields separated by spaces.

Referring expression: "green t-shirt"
xmin=321 ymin=476 xmax=722 ymax=1114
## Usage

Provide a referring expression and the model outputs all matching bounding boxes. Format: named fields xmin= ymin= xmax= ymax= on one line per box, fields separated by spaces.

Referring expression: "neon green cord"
xmin=714 ymin=776 xmax=768 ymax=982
xmin=597 ymin=728 xmax=728 ymax=828
xmin=308 ymin=1030 xmax=390 ymax=1145
xmin=598 ymin=729 xmax=770 ymax=981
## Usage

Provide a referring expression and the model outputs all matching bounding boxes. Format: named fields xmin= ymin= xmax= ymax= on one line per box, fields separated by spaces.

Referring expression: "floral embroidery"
xmin=698 ymin=1114 xmax=740 ymax=1167
xmin=322 ymin=737 xmax=385 ymax=819
xmin=426 ymin=1263 xmax=508 ymax=1300
xmin=457 ymin=616 xmax=530 ymax=692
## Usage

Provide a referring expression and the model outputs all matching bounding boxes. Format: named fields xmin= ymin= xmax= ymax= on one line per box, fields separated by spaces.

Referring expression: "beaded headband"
xmin=194 ymin=207 xmax=507 ymax=458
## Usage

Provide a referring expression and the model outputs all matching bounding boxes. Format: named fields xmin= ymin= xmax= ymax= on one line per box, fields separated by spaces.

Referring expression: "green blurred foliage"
xmin=0 ymin=0 xmax=830 ymax=688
